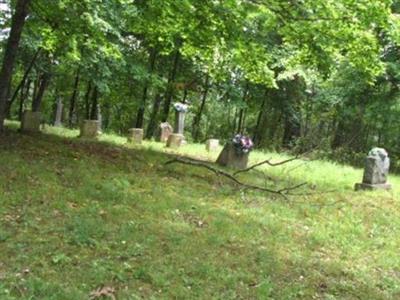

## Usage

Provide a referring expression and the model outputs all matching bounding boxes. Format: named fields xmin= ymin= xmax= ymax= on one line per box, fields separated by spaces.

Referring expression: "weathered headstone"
xmin=127 ymin=128 xmax=143 ymax=144
xmin=355 ymin=147 xmax=392 ymax=191
xmin=216 ymin=143 xmax=249 ymax=169
xmin=206 ymin=139 xmax=219 ymax=152
xmin=159 ymin=122 xmax=173 ymax=143
xmin=54 ymin=98 xmax=63 ymax=127
xmin=80 ymin=120 xmax=100 ymax=139
xmin=167 ymin=133 xmax=184 ymax=149
xmin=21 ymin=110 xmax=41 ymax=133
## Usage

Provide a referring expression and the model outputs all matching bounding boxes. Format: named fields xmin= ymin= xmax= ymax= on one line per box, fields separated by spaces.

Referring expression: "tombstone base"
xmin=206 ymin=139 xmax=220 ymax=152
xmin=127 ymin=128 xmax=143 ymax=144
xmin=354 ymin=183 xmax=392 ymax=191
xmin=167 ymin=134 xmax=184 ymax=149
xmin=216 ymin=144 xmax=249 ymax=169
xmin=21 ymin=111 xmax=41 ymax=133
xmin=80 ymin=120 xmax=100 ymax=139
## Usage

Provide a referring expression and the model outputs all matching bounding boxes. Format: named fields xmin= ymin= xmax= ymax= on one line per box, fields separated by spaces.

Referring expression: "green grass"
xmin=1 ymin=122 xmax=400 ymax=299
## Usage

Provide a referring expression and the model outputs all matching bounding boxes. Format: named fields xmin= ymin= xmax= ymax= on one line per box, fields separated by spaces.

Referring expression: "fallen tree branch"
xmin=165 ymin=157 xmax=307 ymax=198
xmin=233 ymin=156 xmax=299 ymax=176
xmin=233 ymin=147 xmax=318 ymax=176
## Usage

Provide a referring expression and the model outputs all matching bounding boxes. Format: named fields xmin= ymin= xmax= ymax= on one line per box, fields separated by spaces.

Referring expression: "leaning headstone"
xmin=127 ymin=128 xmax=143 ymax=144
xmin=206 ymin=139 xmax=219 ymax=152
xmin=21 ymin=110 xmax=41 ymax=133
xmin=167 ymin=133 xmax=184 ymax=149
xmin=216 ymin=143 xmax=249 ymax=169
xmin=159 ymin=122 xmax=173 ymax=143
xmin=216 ymin=135 xmax=253 ymax=169
xmin=355 ymin=147 xmax=392 ymax=191
xmin=80 ymin=120 xmax=100 ymax=139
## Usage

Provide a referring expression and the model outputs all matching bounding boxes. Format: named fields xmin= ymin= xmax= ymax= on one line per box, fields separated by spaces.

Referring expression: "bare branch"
xmin=233 ymin=156 xmax=299 ymax=176
xmin=165 ymin=157 xmax=307 ymax=198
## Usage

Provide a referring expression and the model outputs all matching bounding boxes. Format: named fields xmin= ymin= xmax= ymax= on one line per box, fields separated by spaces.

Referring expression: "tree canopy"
xmin=1 ymin=0 xmax=400 ymax=166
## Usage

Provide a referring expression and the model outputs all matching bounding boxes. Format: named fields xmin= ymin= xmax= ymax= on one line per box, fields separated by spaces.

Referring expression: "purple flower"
xmin=232 ymin=134 xmax=254 ymax=154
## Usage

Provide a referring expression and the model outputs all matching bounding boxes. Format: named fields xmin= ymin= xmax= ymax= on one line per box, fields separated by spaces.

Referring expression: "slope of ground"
xmin=0 ymin=123 xmax=399 ymax=299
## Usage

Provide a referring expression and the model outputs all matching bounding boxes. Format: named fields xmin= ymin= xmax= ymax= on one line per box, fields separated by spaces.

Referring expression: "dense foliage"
xmin=1 ymin=0 xmax=400 ymax=167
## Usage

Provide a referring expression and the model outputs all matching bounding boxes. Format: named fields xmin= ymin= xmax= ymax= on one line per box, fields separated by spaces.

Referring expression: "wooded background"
xmin=1 ymin=0 xmax=400 ymax=169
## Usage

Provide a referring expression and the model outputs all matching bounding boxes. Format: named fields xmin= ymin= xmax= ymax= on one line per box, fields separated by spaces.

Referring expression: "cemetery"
xmin=1 ymin=1 xmax=400 ymax=299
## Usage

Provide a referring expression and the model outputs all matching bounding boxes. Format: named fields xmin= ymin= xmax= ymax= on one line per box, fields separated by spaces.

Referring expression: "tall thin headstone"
xmin=54 ymin=98 xmax=63 ymax=127
xmin=167 ymin=103 xmax=188 ymax=148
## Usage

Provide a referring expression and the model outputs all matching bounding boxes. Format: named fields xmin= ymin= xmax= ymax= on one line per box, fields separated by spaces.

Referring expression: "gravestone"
xmin=21 ymin=110 xmax=41 ymax=133
xmin=216 ymin=143 xmax=249 ymax=169
xmin=174 ymin=111 xmax=186 ymax=135
xmin=54 ymin=98 xmax=63 ymax=127
xmin=159 ymin=122 xmax=173 ymax=143
xmin=80 ymin=120 xmax=100 ymax=139
xmin=127 ymin=128 xmax=143 ymax=144
xmin=355 ymin=147 xmax=392 ymax=191
xmin=167 ymin=109 xmax=187 ymax=149
xmin=206 ymin=139 xmax=219 ymax=152
xmin=167 ymin=133 xmax=184 ymax=149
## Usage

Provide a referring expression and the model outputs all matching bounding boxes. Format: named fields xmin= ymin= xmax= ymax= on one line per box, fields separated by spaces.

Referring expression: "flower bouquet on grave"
xmin=173 ymin=102 xmax=189 ymax=113
xmin=232 ymin=134 xmax=254 ymax=155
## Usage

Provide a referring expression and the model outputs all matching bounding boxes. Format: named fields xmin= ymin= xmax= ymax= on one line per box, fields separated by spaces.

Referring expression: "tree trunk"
xmin=252 ymin=91 xmax=268 ymax=146
xmin=90 ymin=86 xmax=99 ymax=120
xmin=0 ymin=0 xmax=31 ymax=131
xmin=237 ymin=82 xmax=249 ymax=134
xmin=68 ymin=68 xmax=80 ymax=127
xmin=18 ymin=79 xmax=31 ymax=120
xmin=192 ymin=74 xmax=209 ymax=142
xmin=135 ymin=48 xmax=157 ymax=129
xmin=161 ymin=50 xmax=180 ymax=122
xmin=282 ymin=114 xmax=301 ymax=148
xmin=31 ymin=72 xmax=51 ymax=112
xmin=84 ymin=81 xmax=92 ymax=120
xmin=5 ymin=48 xmax=41 ymax=117
xmin=146 ymin=93 xmax=162 ymax=139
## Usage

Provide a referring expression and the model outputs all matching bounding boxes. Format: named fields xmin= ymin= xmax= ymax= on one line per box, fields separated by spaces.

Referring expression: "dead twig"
xmin=233 ymin=147 xmax=317 ymax=176
xmin=233 ymin=156 xmax=299 ymax=176
xmin=165 ymin=157 xmax=307 ymax=198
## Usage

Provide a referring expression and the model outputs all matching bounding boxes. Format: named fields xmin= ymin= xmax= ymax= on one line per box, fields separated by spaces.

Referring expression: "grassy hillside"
xmin=0 ymin=123 xmax=399 ymax=299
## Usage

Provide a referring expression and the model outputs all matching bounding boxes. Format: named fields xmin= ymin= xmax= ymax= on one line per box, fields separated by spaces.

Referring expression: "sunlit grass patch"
xmin=0 ymin=124 xmax=399 ymax=299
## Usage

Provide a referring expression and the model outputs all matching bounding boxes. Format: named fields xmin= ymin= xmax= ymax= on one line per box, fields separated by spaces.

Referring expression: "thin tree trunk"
xmin=68 ymin=68 xmax=80 ymax=127
xmin=84 ymin=81 xmax=92 ymax=120
xmin=135 ymin=48 xmax=157 ymax=129
xmin=19 ymin=79 xmax=30 ymax=120
xmin=90 ymin=86 xmax=99 ymax=120
xmin=32 ymin=73 xmax=40 ymax=103
xmin=182 ymin=88 xmax=188 ymax=104
xmin=253 ymin=91 xmax=268 ymax=145
xmin=161 ymin=50 xmax=180 ymax=122
xmin=237 ymin=82 xmax=249 ymax=134
xmin=192 ymin=74 xmax=209 ymax=142
xmin=0 ymin=0 xmax=31 ymax=131
xmin=5 ymin=48 xmax=41 ymax=116
xmin=146 ymin=93 xmax=162 ymax=139
xmin=31 ymin=72 xmax=51 ymax=112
